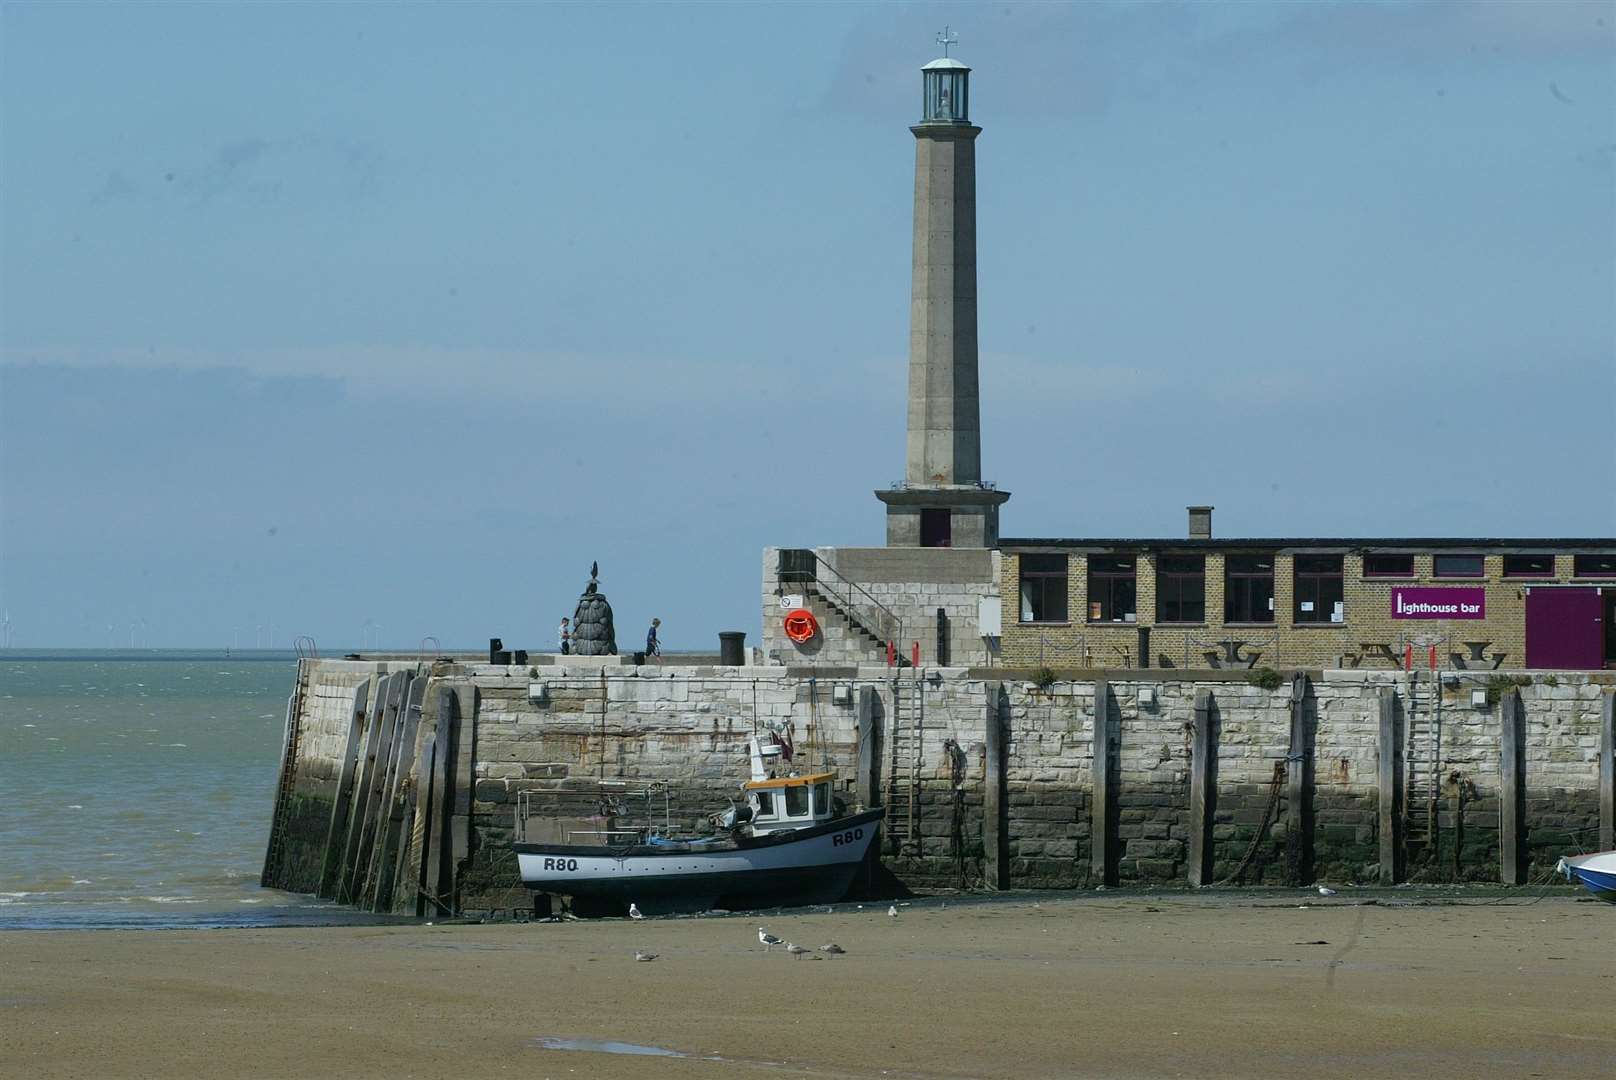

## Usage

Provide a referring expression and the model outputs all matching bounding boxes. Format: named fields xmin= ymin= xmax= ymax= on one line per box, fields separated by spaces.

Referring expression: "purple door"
xmin=1525 ymin=587 xmax=1604 ymax=669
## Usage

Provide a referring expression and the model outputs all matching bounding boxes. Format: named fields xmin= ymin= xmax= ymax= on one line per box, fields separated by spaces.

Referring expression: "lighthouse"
xmin=877 ymin=31 xmax=1009 ymax=548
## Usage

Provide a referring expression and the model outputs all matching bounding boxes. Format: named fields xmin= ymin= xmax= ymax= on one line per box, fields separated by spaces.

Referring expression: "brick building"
xmin=999 ymin=511 xmax=1616 ymax=671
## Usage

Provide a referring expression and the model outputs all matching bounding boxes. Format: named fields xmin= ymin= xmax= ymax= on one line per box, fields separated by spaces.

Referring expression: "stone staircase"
xmin=804 ymin=582 xmax=891 ymax=662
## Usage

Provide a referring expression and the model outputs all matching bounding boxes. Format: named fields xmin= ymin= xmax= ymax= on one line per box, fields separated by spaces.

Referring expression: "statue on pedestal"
xmin=571 ymin=561 xmax=617 ymax=656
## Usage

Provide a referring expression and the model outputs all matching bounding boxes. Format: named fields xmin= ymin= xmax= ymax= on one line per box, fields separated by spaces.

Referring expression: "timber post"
xmin=1600 ymin=689 xmax=1614 ymax=853
xmin=317 ymin=680 xmax=370 ymax=899
xmin=1499 ymin=688 xmax=1526 ymax=886
xmin=1090 ymin=679 xmax=1115 ymax=887
xmin=1285 ymin=672 xmax=1315 ymax=885
xmin=983 ymin=682 xmax=1008 ymax=890
xmin=855 ymin=685 xmax=882 ymax=895
xmin=1377 ymin=686 xmax=1401 ymax=886
xmin=1187 ymin=688 xmax=1215 ymax=887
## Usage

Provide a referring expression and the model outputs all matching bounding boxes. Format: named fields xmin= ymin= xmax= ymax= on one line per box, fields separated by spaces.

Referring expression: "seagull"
xmin=629 ymin=902 xmax=644 ymax=919
xmin=634 ymin=950 xmax=657 ymax=962
xmin=758 ymin=928 xmax=783 ymax=951
xmin=785 ymin=943 xmax=808 ymax=959
xmin=819 ymin=943 xmax=845 ymax=954
xmin=1317 ymin=886 xmax=1337 ymax=897
xmin=888 ymin=905 xmax=898 ymax=918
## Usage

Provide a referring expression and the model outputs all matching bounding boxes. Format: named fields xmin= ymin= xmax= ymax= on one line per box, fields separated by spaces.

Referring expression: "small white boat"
xmin=1557 ymin=850 xmax=1616 ymax=904
xmin=514 ymin=733 xmax=882 ymax=915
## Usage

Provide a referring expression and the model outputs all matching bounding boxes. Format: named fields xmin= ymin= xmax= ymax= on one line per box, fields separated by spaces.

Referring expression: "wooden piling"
xmin=856 ymin=686 xmax=880 ymax=812
xmin=316 ymin=680 xmax=369 ymax=899
xmin=1499 ymin=688 xmax=1526 ymax=886
xmin=368 ymin=675 xmax=425 ymax=911
xmin=983 ymin=683 xmax=1008 ymax=890
xmin=1285 ymin=673 xmax=1315 ymax=886
xmin=337 ymin=673 xmax=392 ymax=902
xmin=1601 ymin=690 xmax=1614 ymax=853
xmin=1377 ymin=686 xmax=1401 ymax=886
xmin=1187 ymin=688 xmax=1215 ymax=887
xmin=345 ymin=672 xmax=406 ymax=903
xmin=1090 ymin=679 xmax=1114 ymax=887
xmin=422 ymin=685 xmax=456 ymax=915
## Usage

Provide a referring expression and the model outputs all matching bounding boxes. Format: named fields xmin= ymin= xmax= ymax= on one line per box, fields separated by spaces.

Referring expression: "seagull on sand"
xmin=629 ymin=902 xmax=645 ymax=919
xmin=888 ymin=905 xmax=898 ymax=918
xmin=785 ymin=943 xmax=808 ymax=959
xmin=819 ymin=943 xmax=845 ymax=955
xmin=1317 ymin=886 xmax=1337 ymax=897
xmin=635 ymin=951 xmax=657 ymax=962
xmin=758 ymin=928 xmax=783 ymax=951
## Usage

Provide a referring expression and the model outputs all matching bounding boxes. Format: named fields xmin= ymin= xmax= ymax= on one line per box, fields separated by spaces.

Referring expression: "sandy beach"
xmin=2 ymin=894 xmax=1610 ymax=1080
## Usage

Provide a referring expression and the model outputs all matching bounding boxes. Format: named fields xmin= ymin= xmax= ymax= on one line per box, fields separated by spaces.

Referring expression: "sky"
xmin=1 ymin=1 xmax=1612 ymax=651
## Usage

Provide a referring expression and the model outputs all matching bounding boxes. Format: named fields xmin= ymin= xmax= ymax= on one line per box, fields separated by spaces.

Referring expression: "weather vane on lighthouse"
xmin=936 ymin=26 xmax=959 ymax=57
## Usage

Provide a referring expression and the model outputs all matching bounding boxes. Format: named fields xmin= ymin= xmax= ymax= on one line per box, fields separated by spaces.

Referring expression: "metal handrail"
xmin=780 ymin=550 xmax=903 ymax=648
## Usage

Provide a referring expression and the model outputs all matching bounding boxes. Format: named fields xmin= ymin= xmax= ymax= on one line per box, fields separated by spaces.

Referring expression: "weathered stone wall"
xmin=266 ymin=659 xmax=1614 ymax=912
xmin=761 ymin=546 xmax=1000 ymax=668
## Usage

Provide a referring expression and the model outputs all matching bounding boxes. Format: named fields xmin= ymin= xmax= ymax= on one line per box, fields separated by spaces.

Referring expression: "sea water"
xmin=0 ymin=650 xmax=380 ymax=929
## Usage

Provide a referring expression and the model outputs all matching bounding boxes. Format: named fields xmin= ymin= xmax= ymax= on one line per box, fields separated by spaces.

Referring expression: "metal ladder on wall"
xmin=260 ymin=659 xmax=312 ymax=889
xmin=885 ymin=678 xmax=922 ymax=855
xmin=1403 ymin=673 xmax=1442 ymax=865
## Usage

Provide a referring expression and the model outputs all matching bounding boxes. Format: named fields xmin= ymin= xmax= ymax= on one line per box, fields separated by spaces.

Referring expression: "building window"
xmin=1502 ymin=554 xmax=1555 ymax=578
xmin=1088 ymin=555 xmax=1137 ymax=623
xmin=1156 ymin=555 xmax=1206 ymax=623
xmin=1573 ymin=554 xmax=1616 ymax=578
xmin=1017 ymin=554 xmax=1068 ymax=623
xmin=1363 ymin=554 xmax=1414 ymax=578
xmin=1433 ymin=554 xmax=1485 ymax=578
xmin=1225 ymin=554 xmax=1274 ymax=624
xmin=1294 ymin=555 xmax=1344 ymax=624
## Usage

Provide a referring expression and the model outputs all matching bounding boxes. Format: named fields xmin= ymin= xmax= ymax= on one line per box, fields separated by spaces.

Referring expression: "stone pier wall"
xmin=262 ymin=658 xmax=1614 ymax=914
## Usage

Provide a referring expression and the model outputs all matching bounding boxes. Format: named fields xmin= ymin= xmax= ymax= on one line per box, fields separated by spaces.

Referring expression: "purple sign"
xmin=1391 ymin=587 xmax=1486 ymax=620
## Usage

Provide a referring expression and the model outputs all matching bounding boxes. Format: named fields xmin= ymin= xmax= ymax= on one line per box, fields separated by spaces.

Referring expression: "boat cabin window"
xmin=813 ymin=782 xmax=830 ymax=816
xmin=753 ymin=791 xmax=775 ymax=818
xmin=784 ymin=785 xmax=809 ymax=817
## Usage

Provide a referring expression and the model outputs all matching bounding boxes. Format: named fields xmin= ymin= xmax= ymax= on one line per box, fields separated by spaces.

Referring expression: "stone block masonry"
xmin=262 ymin=659 xmax=1614 ymax=914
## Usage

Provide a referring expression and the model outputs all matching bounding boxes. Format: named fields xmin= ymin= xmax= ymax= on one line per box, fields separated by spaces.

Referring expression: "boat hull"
xmin=1558 ymin=850 xmax=1616 ymax=904
xmin=515 ymin=808 xmax=883 ymax=914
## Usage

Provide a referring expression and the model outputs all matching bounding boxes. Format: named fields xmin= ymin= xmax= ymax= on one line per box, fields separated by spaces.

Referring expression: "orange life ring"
xmin=782 ymin=609 xmax=818 ymax=643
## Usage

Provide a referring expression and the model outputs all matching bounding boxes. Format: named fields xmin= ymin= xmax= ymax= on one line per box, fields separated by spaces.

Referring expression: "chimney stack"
xmin=1188 ymin=506 xmax=1213 ymax=540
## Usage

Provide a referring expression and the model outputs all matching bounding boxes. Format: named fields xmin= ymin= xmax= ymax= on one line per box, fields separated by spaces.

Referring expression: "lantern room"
xmin=920 ymin=57 xmax=970 ymax=125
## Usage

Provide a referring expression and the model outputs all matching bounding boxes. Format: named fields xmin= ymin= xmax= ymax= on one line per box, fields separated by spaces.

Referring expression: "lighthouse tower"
xmin=877 ymin=32 xmax=1009 ymax=548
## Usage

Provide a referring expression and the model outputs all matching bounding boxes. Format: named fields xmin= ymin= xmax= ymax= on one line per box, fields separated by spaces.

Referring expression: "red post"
xmin=911 ymin=641 xmax=921 ymax=668
xmin=886 ymin=641 xmax=896 ymax=667
xmin=1429 ymin=645 xmax=1437 ymax=671
xmin=1403 ymin=643 xmax=1413 ymax=672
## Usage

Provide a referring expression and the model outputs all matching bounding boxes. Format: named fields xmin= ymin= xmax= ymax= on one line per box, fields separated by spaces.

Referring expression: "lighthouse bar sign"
xmin=1390 ymin=586 xmax=1485 ymax=620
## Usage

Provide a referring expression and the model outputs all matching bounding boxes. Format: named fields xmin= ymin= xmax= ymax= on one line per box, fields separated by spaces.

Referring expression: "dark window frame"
xmin=1294 ymin=554 xmax=1345 ymax=625
xmin=1087 ymin=555 xmax=1138 ymax=624
xmin=1017 ymin=554 xmax=1069 ymax=624
xmin=1573 ymin=554 xmax=1616 ymax=579
xmin=1362 ymin=554 xmax=1415 ymax=578
xmin=1433 ymin=553 xmax=1486 ymax=579
xmin=1502 ymin=554 xmax=1555 ymax=578
xmin=1224 ymin=553 xmax=1275 ymax=625
xmin=1156 ymin=554 xmax=1206 ymax=624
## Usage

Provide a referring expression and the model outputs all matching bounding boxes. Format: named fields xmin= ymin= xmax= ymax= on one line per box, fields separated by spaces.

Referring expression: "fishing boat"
xmin=1556 ymin=850 xmax=1616 ymax=904
xmin=513 ymin=732 xmax=882 ymax=915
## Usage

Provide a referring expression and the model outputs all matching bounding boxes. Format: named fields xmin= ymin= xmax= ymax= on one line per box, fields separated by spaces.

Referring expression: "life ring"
xmin=782 ymin=609 xmax=818 ymax=644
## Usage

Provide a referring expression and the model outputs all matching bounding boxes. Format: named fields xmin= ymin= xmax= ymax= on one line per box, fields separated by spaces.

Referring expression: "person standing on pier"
xmin=558 ymin=616 xmax=571 ymax=655
xmin=646 ymin=617 xmax=661 ymax=660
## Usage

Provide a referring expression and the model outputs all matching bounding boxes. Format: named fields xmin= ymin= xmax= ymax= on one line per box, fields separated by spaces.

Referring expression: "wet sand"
xmin=2 ymin=895 xmax=1610 ymax=1079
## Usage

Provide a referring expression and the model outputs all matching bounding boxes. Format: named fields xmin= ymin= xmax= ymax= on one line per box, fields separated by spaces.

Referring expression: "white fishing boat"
xmin=1556 ymin=850 xmax=1616 ymax=904
xmin=513 ymin=732 xmax=882 ymax=915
